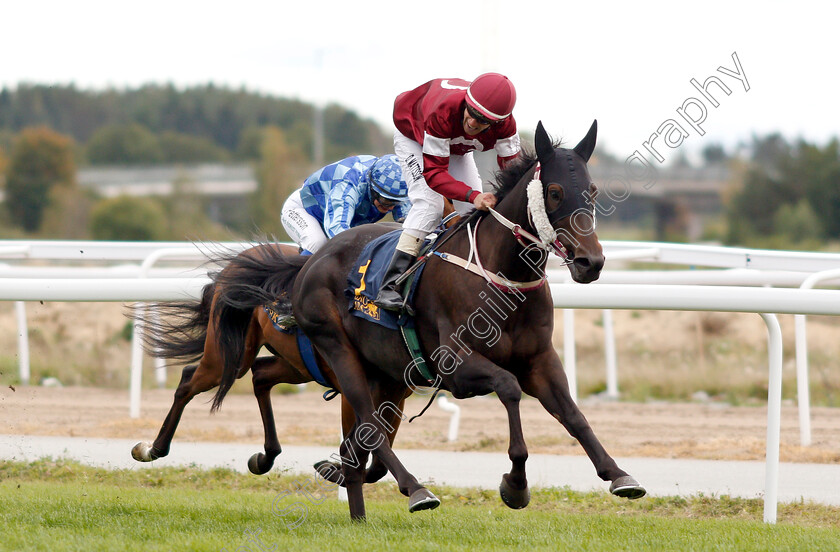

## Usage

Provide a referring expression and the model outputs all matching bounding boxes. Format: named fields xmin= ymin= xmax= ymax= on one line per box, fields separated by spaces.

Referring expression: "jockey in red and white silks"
xmin=374 ymin=73 xmax=521 ymax=312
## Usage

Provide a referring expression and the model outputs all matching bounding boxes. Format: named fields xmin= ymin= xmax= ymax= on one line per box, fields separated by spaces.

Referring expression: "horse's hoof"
xmin=131 ymin=442 xmax=156 ymax=462
xmin=408 ymin=488 xmax=440 ymax=513
xmin=610 ymin=475 xmax=646 ymax=499
xmin=248 ymin=453 xmax=274 ymax=475
xmin=314 ymin=460 xmax=345 ymax=487
xmin=499 ymin=473 xmax=530 ymax=509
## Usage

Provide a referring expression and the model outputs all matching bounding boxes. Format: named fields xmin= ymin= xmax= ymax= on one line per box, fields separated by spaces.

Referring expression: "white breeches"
xmin=394 ymin=130 xmax=482 ymax=240
xmin=280 ymin=189 xmax=328 ymax=254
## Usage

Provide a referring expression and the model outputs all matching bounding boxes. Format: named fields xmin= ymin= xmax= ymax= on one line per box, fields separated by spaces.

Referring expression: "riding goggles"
xmin=466 ymin=105 xmax=499 ymax=126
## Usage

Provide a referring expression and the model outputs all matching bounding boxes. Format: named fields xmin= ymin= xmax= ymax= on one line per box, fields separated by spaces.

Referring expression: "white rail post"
xmin=128 ymin=246 xmax=210 ymax=417
xmin=2 ymin=246 xmax=32 ymax=386
xmin=793 ymin=314 xmax=811 ymax=446
xmin=563 ymin=309 xmax=577 ymax=404
xmin=793 ymin=267 xmax=840 ymax=446
xmin=437 ymin=394 xmax=461 ymax=442
xmin=154 ymin=357 xmax=168 ymax=388
xmin=152 ymin=305 xmax=168 ymax=388
xmin=15 ymin=301 xmax=30 ymax=385
xmin=129 ymin=307 xmax=145 ymax=419
xmin=338 ymin=425 xmax=348 ymax=502
xmin=760 ymin=313 xmax=782 ymax=524
xmin=596 ymin=248 xmax=659 ymax=400
xmin=603 ymin=309 xmax=619 ymax=398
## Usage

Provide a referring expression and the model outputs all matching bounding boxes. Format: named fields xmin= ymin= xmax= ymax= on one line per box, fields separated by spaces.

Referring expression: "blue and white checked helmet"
xmin=369 ymin=155 xmax=408 ymax=201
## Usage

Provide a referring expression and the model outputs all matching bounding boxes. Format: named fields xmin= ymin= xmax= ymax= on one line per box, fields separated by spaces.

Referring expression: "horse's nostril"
xmin=573 ymin=256 xmax=605 ymax=274
xmin=574 ymin=257 xmax=591 ymax=270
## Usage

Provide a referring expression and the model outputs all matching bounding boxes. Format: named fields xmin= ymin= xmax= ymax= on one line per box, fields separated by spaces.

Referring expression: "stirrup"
xmin=374 ymin=289 xmax=404 ymax=311
xmin=375 ymin=290 xmax=414 ymax=317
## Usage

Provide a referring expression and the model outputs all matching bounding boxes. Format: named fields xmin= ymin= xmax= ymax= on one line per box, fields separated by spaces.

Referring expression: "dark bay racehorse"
xmin=129 ymin=242 xmax=406 ymax=483
xmin=213 ymin=121 xmax=646 ymax=520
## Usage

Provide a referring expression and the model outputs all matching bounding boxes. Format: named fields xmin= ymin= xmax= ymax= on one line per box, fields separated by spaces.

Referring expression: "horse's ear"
xmin=535 ymin=120 xmax=554 ymax=162
xmin=573 ymin=119 xmax=598 ymax=162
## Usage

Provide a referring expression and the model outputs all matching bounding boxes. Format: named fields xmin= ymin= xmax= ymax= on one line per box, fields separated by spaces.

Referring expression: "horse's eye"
xmin=545 ymin=183 xmax=564 ymax=212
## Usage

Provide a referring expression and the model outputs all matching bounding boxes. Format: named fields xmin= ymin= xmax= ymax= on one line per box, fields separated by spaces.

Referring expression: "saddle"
xmin=345 ymin=229 xmax=438 ymax=384
xmin=345 ymin=229 xmax=426 ymax=330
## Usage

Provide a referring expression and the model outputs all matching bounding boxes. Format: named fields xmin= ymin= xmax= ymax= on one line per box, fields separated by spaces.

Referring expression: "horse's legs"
xmin=132 ymin=310 xmax=263 ymax=464
xmin=317 ymin=386 xmax=409 ymax=487
xmin=316 ymin=341 xmax=435 ymax=519
xmin=247 ymin=355 xmax=310 ymax=474
xmin=520 ymin=351 xmax=646 ymax=499
xmin=337 ymin=418 xmax=371 ymax=521
xmin=315 ymin=396 xmax=376 ymax=488
xmin=362 ymin=389 xmax=408 ymax=484
xmin=497 ymin=377 xmax=530 ymax=509
xmin=447 ymin=353 xmax=531 ymax=509
xmin=131 ymin=361 xmax=220 ymax=462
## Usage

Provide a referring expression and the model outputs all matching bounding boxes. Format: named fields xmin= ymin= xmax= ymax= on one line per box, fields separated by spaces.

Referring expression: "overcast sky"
xmin=2 ymin=1 xmax=837 ymax=162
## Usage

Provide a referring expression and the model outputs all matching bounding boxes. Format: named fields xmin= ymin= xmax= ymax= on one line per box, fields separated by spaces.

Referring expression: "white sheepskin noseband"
xmin=525 ymin=164 xmax=557 ymax=246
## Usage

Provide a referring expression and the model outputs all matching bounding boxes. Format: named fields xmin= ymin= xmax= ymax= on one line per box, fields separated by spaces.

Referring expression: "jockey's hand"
xmin=473 ymin=192 xmax=497 ymax=211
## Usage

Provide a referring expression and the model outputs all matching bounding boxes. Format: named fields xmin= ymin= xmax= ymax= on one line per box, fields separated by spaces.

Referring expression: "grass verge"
xmin=1 ymin=460 xmax=838 ymax=551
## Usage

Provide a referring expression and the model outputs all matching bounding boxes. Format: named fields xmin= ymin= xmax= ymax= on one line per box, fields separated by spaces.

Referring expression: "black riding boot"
xmin=374 ymin=249 xmax=416 ymax=312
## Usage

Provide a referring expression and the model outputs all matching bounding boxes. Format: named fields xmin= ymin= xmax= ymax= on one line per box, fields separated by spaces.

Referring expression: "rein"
xmin=394 ymin=210 xmax=481 ymax=287
xmin=434 ymin=216 xmax=546 ymax=293
xmin=433 ymin=163 xmax=570 ymax=294
xmin=401 ymin=162 xmax=572 ymax=294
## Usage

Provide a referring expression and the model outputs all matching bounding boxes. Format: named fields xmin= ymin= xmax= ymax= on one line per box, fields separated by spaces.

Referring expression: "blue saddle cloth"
xmin=345 ymin=229 xmax=426 ymax=330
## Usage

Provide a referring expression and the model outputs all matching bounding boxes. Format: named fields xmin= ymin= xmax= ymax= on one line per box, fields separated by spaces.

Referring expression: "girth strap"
xmin=295 ymin=330 xmax=332 ymax=389
xmin=398 ymin=267 xmax=437 ymax=385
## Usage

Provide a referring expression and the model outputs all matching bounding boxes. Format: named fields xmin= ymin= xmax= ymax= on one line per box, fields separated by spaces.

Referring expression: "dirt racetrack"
xmin=1 ymin=385 xmax=838 ymax=465
xmin=1 ymin=302 xmax=839 ymax=466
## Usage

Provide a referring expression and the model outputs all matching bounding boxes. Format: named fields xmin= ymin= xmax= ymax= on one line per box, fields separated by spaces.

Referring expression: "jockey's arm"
xmin=392 ymin=200 xmax=412 ymax=223
xmin=421 ymin=123 xmax=481 ymax=205
xmin=422 ymin=152 xmax=481 ymax=204
xmin=323 ymin=180 xmax=362 ymax=238
xmin=423 ymin=153 xmax=496 ymax=211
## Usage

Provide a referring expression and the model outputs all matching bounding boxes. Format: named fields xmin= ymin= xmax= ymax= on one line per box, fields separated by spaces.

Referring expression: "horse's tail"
xmin=129 ymin=280 xmax=216 ymax=364
xmin=211 ymin=244 xmax=309 ymax=412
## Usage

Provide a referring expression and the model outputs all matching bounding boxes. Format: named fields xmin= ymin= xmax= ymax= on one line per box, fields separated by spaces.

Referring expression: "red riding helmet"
xmin=466 ymin=72 xmax=517 ymax=122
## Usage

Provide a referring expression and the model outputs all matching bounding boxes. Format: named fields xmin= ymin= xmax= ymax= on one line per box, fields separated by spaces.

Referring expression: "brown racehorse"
xmin=210 ymin=121 xmax=646 ymax=520
xmin=129 ymin=242 xmax=406 ymax=483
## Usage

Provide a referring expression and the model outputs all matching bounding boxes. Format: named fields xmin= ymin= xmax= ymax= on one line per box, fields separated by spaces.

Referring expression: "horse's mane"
xmin=488 ymin=138 xmax=564 ymax=208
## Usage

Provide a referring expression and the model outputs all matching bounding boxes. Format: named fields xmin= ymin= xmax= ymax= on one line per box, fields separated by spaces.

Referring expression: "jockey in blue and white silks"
xmin=281 ymin=154 xmax=411 ymax=254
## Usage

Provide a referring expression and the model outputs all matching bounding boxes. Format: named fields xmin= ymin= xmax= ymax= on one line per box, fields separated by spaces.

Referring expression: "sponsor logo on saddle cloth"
xmin=262 ymin=300 xmax=333 ymax=391
xmin=353 ymin=285 xmax=381 ymax=321
xmin=263 ymin=301 xmax=296 ymax=333
xmin=345 ymin=229 xmax=427 ymax=330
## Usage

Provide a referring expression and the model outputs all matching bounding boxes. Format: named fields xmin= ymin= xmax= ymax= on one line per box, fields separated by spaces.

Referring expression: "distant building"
xmin=70 ymin=160 xmax=731 ymax=241
xmin=77 ymin=164 xmax=257 ymax=228
xmin=472 ymin=152 xmax=731 ymax=241
xmin=588 ymin=163 xmax=731 ymax=241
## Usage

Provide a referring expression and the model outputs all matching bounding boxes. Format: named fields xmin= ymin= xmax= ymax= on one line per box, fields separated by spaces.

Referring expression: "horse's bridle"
xmin=399 ymin=161 xmax=585 ymax=292
xmin=431 ymin=163 xmax=573 ymax=294
xmin=487 ymin=162 xmax=570 ymax=261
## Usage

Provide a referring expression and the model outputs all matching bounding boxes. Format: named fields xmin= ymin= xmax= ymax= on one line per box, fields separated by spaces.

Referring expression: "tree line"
xmin=1 ymin=83 xmax=839 ymax=249
xmin=725 ymin=134 xmax=840 ymax=249
xmin=0 ymin=83 xmax=393 ymax=240
xmin=0 ymin=83 xmax=391 ymax=164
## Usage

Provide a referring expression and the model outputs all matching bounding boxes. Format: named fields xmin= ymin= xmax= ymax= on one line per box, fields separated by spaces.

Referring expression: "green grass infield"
xmin=1 ymin=459 xmax=838 ymax=552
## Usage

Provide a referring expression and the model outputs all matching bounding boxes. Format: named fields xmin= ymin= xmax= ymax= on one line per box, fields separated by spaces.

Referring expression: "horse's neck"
xmin=473 ymin=181 xmax=548 ymax=284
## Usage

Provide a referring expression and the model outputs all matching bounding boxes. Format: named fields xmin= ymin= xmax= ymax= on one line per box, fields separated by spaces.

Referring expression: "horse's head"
xmin=534 ymin=120 xmax=604 ymax=283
